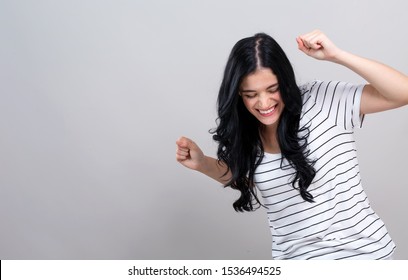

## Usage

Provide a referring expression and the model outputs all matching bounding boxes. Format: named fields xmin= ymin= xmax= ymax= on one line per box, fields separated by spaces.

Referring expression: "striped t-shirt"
xmin=255 ymin=80 xmax=396 ymax=260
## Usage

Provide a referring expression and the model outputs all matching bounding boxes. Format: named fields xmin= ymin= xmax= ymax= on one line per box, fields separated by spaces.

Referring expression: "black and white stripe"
xmin=255 ymin=80 xmax=395 ymax=260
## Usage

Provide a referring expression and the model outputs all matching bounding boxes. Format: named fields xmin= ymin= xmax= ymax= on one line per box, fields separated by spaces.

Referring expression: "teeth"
xmin=259 ymin=106 xmax=276 ymax=115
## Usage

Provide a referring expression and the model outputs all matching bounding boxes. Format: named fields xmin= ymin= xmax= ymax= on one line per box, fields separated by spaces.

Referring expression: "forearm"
xmin=297 ymin=30 xmax=408 ymax=108
xmin=197 ymin=156 xmax=232 ymax=185
xmin=332 ymin=50 xmax=408 ymax=105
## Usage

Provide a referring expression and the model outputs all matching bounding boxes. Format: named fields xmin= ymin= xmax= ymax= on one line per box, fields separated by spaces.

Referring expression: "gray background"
xmin=0 ymin=0 xmax=407 ymax=259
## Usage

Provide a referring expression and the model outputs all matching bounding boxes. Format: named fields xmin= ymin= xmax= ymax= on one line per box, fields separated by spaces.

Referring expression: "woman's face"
xmin=240 ymin=67 xmax=285 ymax=130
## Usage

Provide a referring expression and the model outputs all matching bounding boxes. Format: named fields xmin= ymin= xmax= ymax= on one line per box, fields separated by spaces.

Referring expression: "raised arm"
xmin=296 ymin=30 xmax=408 ymax=115
xmin=176 ymin=136 xmax=231 ymax=185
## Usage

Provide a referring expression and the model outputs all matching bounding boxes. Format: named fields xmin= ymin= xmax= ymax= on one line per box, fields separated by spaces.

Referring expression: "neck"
xmin=260 ymin=124 xmax=280 ymax=154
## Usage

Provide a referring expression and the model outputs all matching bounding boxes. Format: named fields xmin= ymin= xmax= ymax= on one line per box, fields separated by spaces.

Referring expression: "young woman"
xmin=175 ymin=30 xmax=408 ymax=259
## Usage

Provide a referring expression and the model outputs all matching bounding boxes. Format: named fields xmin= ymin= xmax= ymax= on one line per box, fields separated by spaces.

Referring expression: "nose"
xmin=257 ymin=92 xmax=270 ymax=109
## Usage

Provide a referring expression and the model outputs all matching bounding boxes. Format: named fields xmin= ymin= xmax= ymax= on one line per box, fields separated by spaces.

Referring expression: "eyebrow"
xmin=240 ymin=83 xmax=279 ymax=93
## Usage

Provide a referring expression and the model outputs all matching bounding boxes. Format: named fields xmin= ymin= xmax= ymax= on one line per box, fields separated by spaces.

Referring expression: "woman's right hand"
xmin=176 ymin=136 xmax=232 ymax=184
xmin=176 ymin=136 xmax=206 ymax=171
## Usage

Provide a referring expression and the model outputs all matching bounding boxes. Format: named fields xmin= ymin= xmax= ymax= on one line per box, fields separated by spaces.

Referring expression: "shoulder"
xmin=299 ymin=80 xmax=365 ymax=130
xmin=299 ymin=80 xmax=343 ymax=99
xmin=298 ymin=80 xmax=322 ymax=113
xmin=299 ymin=80 xmax=364 ymax=106
xmin=298 ymin=80 xmax=327 ymax=103
xmin=299 ymin=80 xmax=321 ymax=94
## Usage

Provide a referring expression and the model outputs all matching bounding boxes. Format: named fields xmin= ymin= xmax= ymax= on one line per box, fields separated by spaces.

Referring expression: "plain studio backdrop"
xmin=0 ymin=0 xmax=407 ymax=260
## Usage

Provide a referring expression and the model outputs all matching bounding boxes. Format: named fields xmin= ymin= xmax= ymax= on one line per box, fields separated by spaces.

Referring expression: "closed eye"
xmin=240 ymin=83 xmax=279 ymax=97
xmin=243 ymin=94 xmax=257 ymax=99
xmin=267 ymin=85 xmax=279 ymax=93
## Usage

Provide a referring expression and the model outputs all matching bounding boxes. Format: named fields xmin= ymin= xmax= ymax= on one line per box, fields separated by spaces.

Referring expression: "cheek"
xmin=275 ymin=93 xmax=284 ymax=107
xmin=242 ymin=99 xmax=255 ymax=111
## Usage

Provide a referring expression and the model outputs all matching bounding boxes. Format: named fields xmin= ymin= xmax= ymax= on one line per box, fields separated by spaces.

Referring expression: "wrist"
xmin=196 ymin=156 xmax=231 ymax=184
xmin=195 ymin=155 xmax=211 ymax=174
xmin=329 ymin=49 xmax=352 ymax=64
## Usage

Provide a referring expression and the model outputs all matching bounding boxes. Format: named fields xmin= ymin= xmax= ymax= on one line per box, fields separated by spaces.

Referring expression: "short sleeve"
xmin=300 ymin=80 xmax=365 ymax=131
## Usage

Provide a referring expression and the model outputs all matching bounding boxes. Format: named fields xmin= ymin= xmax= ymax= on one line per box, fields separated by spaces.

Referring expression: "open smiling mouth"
xmin=258 ymin=104 xmax=277 ymax=116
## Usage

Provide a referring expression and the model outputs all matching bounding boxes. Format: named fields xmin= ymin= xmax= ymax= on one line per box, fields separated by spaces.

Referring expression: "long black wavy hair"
xmin=212 ymin=33 xmax=316 ymax=212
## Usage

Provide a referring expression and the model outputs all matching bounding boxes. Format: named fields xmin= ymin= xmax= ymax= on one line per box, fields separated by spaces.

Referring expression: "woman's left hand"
xmin=296 ymin=30 xmax=342 ymax=61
